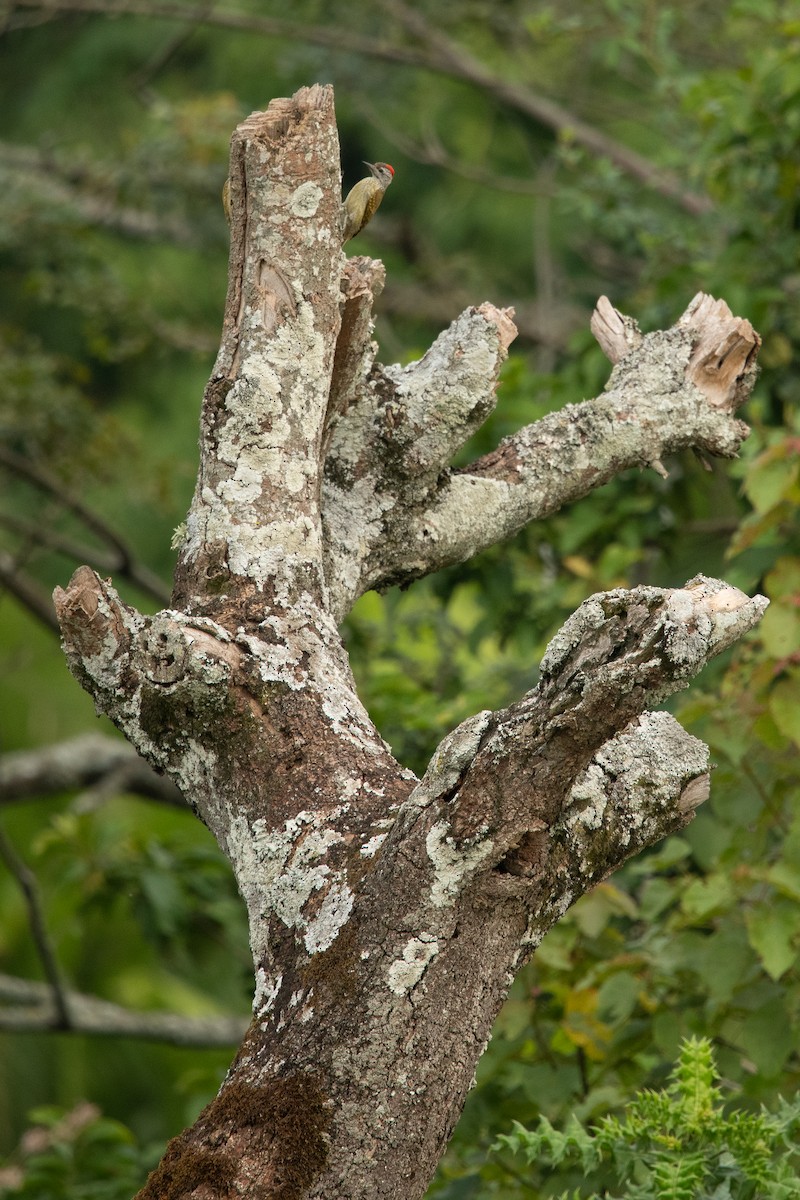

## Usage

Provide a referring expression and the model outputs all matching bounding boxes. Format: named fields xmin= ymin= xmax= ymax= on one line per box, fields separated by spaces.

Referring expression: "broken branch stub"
xmin=593 ymin=291 xmax=761 ymax=413
xmin=590 ymin=294 xmax=644 ymax=362
xmin=679 ymin=291 xmax=761 ymax=411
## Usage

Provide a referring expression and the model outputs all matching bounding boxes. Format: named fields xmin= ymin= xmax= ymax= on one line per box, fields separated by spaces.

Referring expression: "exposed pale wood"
xmin=679 ymin=291 xmax=761 ymax=412
xmin=590 ymin=294 xmax=643 ymax=362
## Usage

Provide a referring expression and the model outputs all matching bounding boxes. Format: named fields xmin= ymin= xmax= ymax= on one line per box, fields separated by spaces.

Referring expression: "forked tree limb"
xmin=322 ymin=290 xmax=758 ymax=616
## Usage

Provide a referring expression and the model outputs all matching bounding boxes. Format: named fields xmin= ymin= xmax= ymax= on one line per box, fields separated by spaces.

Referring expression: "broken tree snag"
xmin=377 ymin=302 xmax=517 ymax=481
xmin=53 ymin=566 xmax=139 ymax=680
xmin=321 ymin=300 xmax=518 ymax=619
xmin=50 ymin=82 xmax=769 ymax=1200
xmin=287 ymin=576 xmax=767 ymax=1198
xmin=172 ymin=83 xmax=344 ymax=619
xmin=392 ymin=576 xmax=767 ymax=882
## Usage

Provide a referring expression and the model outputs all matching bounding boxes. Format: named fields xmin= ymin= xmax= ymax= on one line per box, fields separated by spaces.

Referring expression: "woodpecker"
xmin=342 ymin=161 xmax=395 ymax=244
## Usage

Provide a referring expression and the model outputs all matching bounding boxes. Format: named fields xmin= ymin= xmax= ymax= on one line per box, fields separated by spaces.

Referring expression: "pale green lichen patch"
xmin=254 ymin=968 xmax=282 ymax=1015
xmin=360 ymin=834 xmax=386 ymax=858
xmin=181 ymin=301 xmax=328 ymax=591
xmin=387 ymin=935 xmax=439 ymax=996
xmin=425 ymin=820 xmax=495 ymax=907
xmin=231 ymin=809 xmax=357 ymax=959
xmin=304 ymin=880 xmax=354 ymax=954
xmin=415 ymin=710 xmax=492 ymax=804
xmin=289 ymin=181 xmax=324 ymax=217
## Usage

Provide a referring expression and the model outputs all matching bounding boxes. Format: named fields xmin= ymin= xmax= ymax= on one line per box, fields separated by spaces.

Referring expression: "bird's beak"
xmin=364 ymin=161 xmax=380 ymax=179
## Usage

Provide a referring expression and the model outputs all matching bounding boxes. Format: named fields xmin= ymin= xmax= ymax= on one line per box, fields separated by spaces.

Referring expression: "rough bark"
xmin=53 ymin=85 xmax=765 ymax=1200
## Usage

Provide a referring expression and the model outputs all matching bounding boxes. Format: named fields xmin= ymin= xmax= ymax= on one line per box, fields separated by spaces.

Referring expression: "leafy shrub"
xmin=494 ymin=1037 xmax=800 ymax=1199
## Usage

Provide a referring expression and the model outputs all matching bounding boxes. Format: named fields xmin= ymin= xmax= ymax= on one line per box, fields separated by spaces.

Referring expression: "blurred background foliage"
xmin=1 ymin=0 xmax=799 ymax=1195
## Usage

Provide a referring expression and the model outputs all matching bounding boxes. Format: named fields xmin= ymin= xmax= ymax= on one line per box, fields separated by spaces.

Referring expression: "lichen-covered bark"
xmin=54 ymin=84 xmax=765 ymax=1200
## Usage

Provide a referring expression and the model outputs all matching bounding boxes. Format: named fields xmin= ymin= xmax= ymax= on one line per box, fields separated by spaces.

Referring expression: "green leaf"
xmin=681 ymin=926 xmax=754 ymax=1004
xmin=680 ymin=874 xmax=736 ymax=922
xmin=746 ymin=903 xmax=800 ymax=980
xmin=572 ymin=883 xmax=638 ymax=937
xmin=738 ymin=997 xmax=794 ymax=1077
xmin=764 ymin=557 xmax=800 ymax=601
xmin=597 ymin=971 xmax=639 ymax=1024
xmin=743 ymin=452 xmax=798 ymax=514
xmin=767 ymin=861 xmax=800 ymax=903
xmin=760 ymin=603 xmax=800 ymax=660
xmin=638 ymin=877 xmax=679 ymax=921
xmin=768 ymin=675 xmax=800 ymax=746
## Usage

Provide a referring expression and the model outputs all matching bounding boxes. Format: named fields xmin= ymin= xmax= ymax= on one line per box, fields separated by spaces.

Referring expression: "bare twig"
xmin=353 ymin=97 xmax=547 ymax=197
xmin=0 ymin=972 xmax=247 ymax=1045
xmin=0 ymin=445 xmax=128 ymax=559
xmin=0 ymin=827 xmax=71 ymax=1027
xmin=5 ymin=0 xmax=439 ymax=68
xmin=0 ymin=511 xmax=121 ymax=572
xmin=0 ymin=139 xmax=197 ymax=243
xmin=0 ymin=550 xmax=61 ymax=632
xmin=0 ymin=447 xmax=170 ymax=605
xmin=129 ymin=14 xmax=208 ymax=99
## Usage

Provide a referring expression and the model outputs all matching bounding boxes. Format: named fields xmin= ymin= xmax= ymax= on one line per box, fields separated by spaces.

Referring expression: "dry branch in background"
xmin=0 ymin=734 xmax=184 ymax=808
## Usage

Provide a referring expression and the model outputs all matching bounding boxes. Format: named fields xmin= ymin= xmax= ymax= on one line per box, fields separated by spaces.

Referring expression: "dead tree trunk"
xmin=54 ymin=85 xmax=765 ymax=1200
